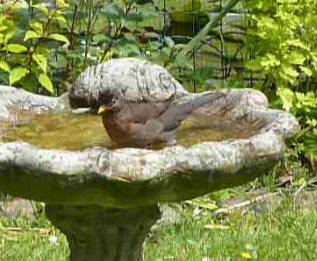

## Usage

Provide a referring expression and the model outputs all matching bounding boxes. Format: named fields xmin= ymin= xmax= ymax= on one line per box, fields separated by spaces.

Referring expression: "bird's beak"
xmin=98 ymin=105 xmax=109 ymax=114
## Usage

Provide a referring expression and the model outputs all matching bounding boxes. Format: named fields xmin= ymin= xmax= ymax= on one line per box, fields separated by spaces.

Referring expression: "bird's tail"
xmin=175 ymin=91 xmax=225 ymax=112
xmin=159 ymin=90 xmax=225 ymax=133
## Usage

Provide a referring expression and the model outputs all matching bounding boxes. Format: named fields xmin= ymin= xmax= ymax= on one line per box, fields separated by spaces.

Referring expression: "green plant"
xmin=278 ymin=88 xmax=317 ymax=173
xmin=244 ymin=0 xmax=317 ymax=91
xmin=0 ymin=0 xmax=169 ymax=94
xmin=0 ymin=0 xmax=70 ymax=94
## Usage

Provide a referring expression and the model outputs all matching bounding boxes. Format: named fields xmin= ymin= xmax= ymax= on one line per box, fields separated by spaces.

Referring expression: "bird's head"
xmin=98 ymin=90 xmax=123 ymax=115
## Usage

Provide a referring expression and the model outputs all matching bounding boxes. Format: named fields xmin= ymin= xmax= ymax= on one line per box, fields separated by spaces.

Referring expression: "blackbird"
xmin=97 ymin=89 xmax=224 ymax=147
xmin=70 ymin=58 xmax=225 ymax=147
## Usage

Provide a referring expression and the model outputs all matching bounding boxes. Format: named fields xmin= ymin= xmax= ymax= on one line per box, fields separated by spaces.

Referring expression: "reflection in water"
xmin=2 ymin=112 xmax=256 ymax=151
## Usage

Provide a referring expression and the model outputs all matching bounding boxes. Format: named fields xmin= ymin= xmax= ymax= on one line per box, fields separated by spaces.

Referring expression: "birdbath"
xmin=0 ymin=84 xmax=298 ymax=261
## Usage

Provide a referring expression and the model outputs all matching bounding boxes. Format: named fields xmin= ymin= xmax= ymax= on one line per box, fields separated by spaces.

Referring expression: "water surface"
xmin=2 ymin=112 xmax=254 ymax=150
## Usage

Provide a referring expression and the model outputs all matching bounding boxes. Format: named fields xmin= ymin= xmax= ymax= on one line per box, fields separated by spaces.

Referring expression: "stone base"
xmin=46 ymin=204 xmax=161 ymax=261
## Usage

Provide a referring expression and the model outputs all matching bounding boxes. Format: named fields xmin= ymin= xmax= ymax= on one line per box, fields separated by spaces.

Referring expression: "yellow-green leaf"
xmin=0 ymin=25 xmax=8 ymax=32
xmin=288 ymin=52 xmax=306 ymax=65
xmin=277 ymin=87 xmax=295 ymax=111
xmin=0 ymin=60 xmax=10 ymax=72
xmin=261 ymin=54 xmax=280 ymax=68
xmin=57 ymin=0 xmax=69 ymax=8
xmin=48 ymin=34 xmax=69 ymax=45
xmin=3 ymin=19 xmax=16 ymax=41
xmin=38 ymin=73 xmax=53 ymax=93
xmin=241 ymin=252 xmax=252 ymax=260
xmin=282 ymin=64 xmax=299 ymax=78
xmin=285 ymin=39 xmax=309 ymax=50
xmin=0 ymin=15 xmax=6 ymax=23
xmin=10 ymin=2 xmax=25 ymax=10
xmin=29 ymin=20 xmax=43 ymax=34
xmin=24 ymin=30 xmax=41 ymax=41
xmin=53 ymin=15 xmax=67 ymax=23
xmin=32 ymin=53 xmax=47 ymax=73
xmin=9 ymin=67 xmax=28 ymax=85
xmin=300 ymin=66 xmax=313 ymax=76
xmin=32 ymin=4 xmax=49 ymax=16
xmin=5 ymin=43 xmax=27 ymax=53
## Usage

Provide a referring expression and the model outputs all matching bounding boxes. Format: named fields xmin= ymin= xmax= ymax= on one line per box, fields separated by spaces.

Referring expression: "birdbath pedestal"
xmin=0 ymin=85 xmax=298 ymax=261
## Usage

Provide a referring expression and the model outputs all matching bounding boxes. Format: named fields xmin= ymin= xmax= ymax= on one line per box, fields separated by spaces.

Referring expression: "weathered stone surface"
xmin=0 ymin=131 xmax=286 ymax=208
xmin=0 ymin=85 xmax=69 ymax=121
xmin=69 ymin=58 xmax=188 ymax=108
xmin=46 ymin=204 xmax=160 ymax=261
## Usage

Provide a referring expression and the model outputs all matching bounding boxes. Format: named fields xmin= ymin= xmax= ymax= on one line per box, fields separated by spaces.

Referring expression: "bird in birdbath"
xmin=70 ymin=58 xmax=224 ymax=147
xmin=97 ymin=88 xmax=224 ymax=147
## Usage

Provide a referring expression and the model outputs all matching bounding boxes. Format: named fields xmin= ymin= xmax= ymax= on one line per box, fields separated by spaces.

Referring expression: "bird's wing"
xmin=116 ymin=101 xmax=170 ymax=123
xmin=159 ymin=91 xmax=225 ymax=132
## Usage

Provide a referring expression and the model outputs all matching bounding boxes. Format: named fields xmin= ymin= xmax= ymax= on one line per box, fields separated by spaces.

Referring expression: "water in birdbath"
xmin=2 ymin=111 xmax=258 ymax=150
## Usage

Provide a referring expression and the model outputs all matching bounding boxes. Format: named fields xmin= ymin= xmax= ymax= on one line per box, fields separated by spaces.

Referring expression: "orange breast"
xmin=102 ymin=116 xmax=131 ymax=145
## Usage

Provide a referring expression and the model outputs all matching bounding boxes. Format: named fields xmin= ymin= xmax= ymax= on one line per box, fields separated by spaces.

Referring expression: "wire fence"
xmin=155 ymin=0 xmax=257 ymax=91
xmin=1 ymin=0 xmax=258 ymax=93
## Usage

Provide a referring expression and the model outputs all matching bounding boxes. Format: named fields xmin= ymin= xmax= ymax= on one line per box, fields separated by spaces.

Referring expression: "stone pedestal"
xmin=46 ymin=204 xmax=161 ymax=261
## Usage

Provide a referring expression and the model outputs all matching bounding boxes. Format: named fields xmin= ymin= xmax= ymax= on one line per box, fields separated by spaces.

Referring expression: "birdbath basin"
xmin=0 ymin=84 xmax=298 ymax=261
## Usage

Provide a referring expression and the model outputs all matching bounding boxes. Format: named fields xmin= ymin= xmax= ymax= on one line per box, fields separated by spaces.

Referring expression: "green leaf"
xmin=100 ymin=4 xmax=124 ymax=21
xmin=288 ymin=52 xmax=306 ymax=65
xmin=0 ymin=25 xmax=8 ymax=32
xmin=57 ymin=0 xmax=69 ymax=8
xmin=115 ymin=42 xmax=140 ymax=56
xmin=300 ymin=66 xmax=313 ymax=77
xmin=29 ymin=20 xmax=43 ymax=34
xmin=246 ymin=57 xmax=263 ymax=71
xmin=123 ymin=34 xmax=138 ymax=42
xmin=38 ymin=73 xmax=53 ymax=93
xmin=3 ymin=19 xmax=16 ymax=41
xmin=173 ymin=55 xmax=193 ymax=68
xmin=285 ymin=39 xmax=308 ymax=50
xmin=5 ymin=44 xmax=27 ymax=53
xmin=53 ymin=15 xmax=67 ymax=23
xmin=93 ymin=34 xmax=110 ymax=44
xmin=24 ymin=30 xmax=41 ymax=41
xmin=32 ymin=4 xmax=49 ymax=16
xmin=260 ymin=54 xmax=280 ymax=68
xmin=282 ymin=64 xmax=299 ymax=78
xmin=0 ymin=15 xmax=6 ymax=23
xmin=0 ymin=60 xmax=10 ymax=72
xmin=277 ymin=87 xmax=295 ymax=111
xmin=32 ymin=53 xmax=47 ymax=73
xmin=126 ymin=12 xmax=144 ymax=22
xmin=136 ymin=3 xmax=157 ymax=18
xmin=9 ymin=67 xmax=28 ymax=85
xmin=48 ymin=34 xmax=70 ymax=45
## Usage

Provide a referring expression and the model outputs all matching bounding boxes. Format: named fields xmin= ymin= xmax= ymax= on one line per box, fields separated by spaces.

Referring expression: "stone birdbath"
xmin=0 ymin=77 xmax=298 ymax=261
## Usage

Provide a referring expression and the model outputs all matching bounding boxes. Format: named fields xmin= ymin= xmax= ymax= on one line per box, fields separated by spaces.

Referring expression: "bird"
xmin=97 ymin=88 xmax=224 ymax=147
xmin=69 ymin=58 xmax=224 ymax=147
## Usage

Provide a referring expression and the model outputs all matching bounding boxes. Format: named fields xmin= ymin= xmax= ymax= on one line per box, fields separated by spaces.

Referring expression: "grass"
xmin=146 ymin=195 xmax=317 ymax=261
xmin=1 ymin=192 xmax=317 ymax=261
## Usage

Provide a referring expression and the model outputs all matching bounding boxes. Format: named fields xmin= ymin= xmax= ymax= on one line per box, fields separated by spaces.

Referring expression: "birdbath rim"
xmin=0 ymin=85 xmax=299 ymax=208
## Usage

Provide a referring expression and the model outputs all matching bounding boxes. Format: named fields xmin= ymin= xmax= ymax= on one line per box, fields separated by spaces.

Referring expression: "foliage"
xmin=244 ymin=0 xmax=317 ymax=91
xmin=0 ymin=0 xmax=175 ymax=94
xmin=0 ymin=0 xmax=70 ymax=93
xmin=242 ymin=0 xmax=317 ymax=177
xmin=278 ymin=88 xmax=317 ymax=173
